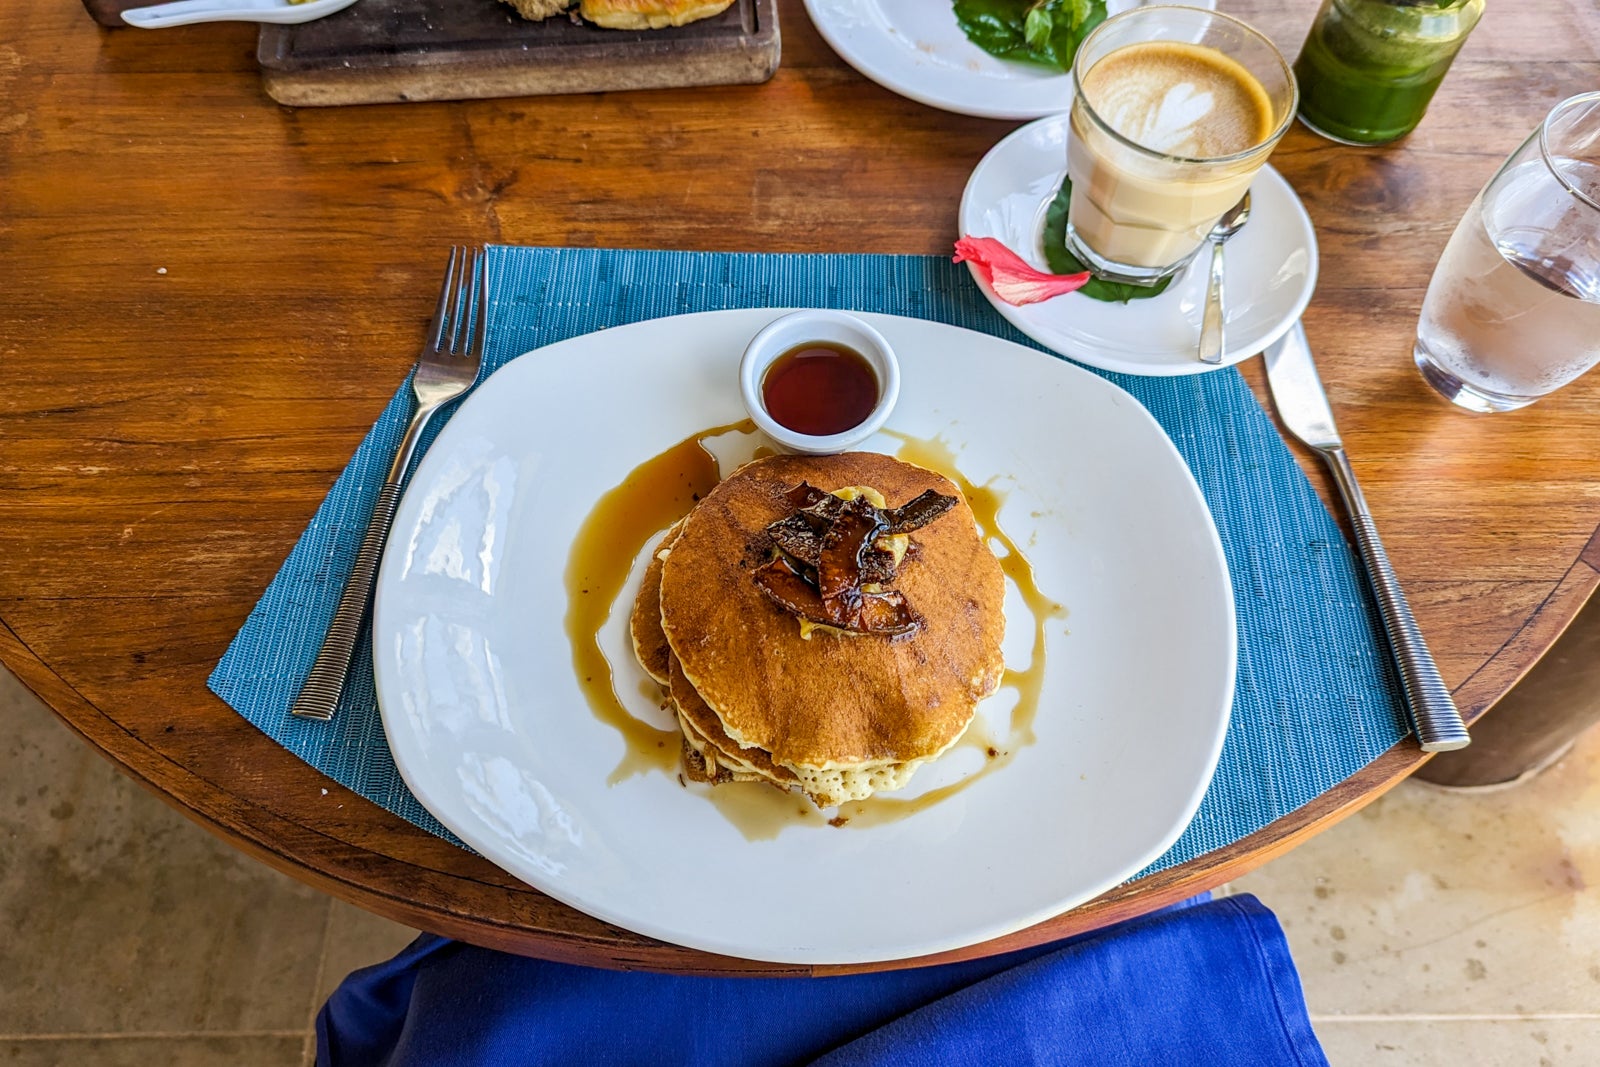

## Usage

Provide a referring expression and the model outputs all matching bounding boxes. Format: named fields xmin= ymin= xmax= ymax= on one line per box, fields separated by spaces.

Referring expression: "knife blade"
xmin=1264 ymin=321 xmax=1471 ymax=753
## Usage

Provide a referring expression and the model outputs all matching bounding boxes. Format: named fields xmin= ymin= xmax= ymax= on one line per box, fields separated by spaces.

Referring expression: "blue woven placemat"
xmin=209 ymin=244 xmax=1409 ymax=874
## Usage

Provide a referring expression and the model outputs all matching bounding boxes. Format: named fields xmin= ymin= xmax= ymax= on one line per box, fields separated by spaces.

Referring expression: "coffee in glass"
xmin=1065 ymin=7 xmax=1296 ymax=287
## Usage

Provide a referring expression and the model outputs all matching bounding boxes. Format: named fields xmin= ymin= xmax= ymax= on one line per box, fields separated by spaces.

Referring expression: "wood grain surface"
xmin=4 ymin=0 xmax=1599 ymax=975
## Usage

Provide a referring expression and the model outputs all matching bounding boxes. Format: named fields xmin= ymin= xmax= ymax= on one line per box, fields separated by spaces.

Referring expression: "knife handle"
xmin=1323 ymin=447 xmax=1471 ymax=753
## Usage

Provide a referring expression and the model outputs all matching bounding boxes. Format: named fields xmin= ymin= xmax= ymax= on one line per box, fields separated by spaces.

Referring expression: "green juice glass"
xmin=1293 ymin=0 xmax=1484 ymax=146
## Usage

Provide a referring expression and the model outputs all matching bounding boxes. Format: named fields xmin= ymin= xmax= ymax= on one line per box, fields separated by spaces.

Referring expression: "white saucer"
xmin=801 ymin=0 xmax=1214 ymax=120
xmin=958 ymin=113 xmax=1319 ymax=376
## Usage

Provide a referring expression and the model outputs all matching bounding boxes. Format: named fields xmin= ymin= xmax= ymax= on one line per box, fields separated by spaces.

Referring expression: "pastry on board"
xmin=579 ymin=0 xmax=735 ymax=30
xmin=495 ymin=0 xmax=736 ymax=29
xmin=497 ymin=0 xmax=574 ymax=21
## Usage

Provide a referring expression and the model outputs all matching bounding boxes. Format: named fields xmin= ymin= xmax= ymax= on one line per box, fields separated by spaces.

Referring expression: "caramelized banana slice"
xmin=883 ymin=489 xmax=958 ymax=534
xmin=752 ymin=555 xmax=918 ymax=637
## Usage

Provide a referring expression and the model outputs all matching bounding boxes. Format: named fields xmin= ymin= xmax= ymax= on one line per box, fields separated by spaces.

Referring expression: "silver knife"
xmin=1263 ymin=321 xmax=1471 ymax=753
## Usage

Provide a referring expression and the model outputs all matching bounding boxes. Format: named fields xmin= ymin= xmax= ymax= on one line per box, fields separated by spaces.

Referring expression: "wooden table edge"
xmin=5 ymin=534 xmax=1598 ymax=976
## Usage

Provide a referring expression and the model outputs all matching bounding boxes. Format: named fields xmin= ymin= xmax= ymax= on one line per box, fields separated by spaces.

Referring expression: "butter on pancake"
xmin=654 ymin=452 xmax=1005 ymax=807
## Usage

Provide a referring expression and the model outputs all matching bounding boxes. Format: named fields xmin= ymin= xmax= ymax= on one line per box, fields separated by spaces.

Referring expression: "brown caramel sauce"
xmin=892 ymin=432 xmax=1066 ymax=752
xmin=565 ymin=423 xmax=1065 ymax=838
xmin=563 ymin=422 xmax=738 ymax=783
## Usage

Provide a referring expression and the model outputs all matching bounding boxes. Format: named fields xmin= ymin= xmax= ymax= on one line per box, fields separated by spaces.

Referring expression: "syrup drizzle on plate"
xmin=564 ymin=424 xmax=1065 ymax=838
xmin=563 ymin=422 xmax=733 ymax=783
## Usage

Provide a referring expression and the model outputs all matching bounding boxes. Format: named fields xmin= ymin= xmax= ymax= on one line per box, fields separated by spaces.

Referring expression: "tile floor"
xmin=3 ymin=663 xmax=1597 ymax=1065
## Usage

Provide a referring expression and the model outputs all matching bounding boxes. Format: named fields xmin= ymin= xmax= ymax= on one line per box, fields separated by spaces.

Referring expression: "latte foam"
xmin=1082 ymin=42 xmax=1274 ymax=159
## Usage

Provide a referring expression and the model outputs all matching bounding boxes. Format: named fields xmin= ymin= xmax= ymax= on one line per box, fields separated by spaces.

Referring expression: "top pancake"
xmin=658 ymin=452 xmax=1005 ymax=769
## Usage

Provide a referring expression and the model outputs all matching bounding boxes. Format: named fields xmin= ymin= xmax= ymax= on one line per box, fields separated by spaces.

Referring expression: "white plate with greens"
xmin=801 ymin=0 xmax=1216 ymax=120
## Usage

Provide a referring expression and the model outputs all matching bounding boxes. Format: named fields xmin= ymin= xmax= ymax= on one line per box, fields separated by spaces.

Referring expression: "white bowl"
xmin=738 ymin=310 xmax=901 ymax=454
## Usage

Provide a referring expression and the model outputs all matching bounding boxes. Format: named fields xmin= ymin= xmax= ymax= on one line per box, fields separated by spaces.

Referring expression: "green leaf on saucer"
xmin=1042 ymin=175 xmax=1173 ymax=303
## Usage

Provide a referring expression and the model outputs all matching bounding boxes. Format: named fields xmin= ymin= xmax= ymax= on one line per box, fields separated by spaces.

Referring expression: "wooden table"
xmin=3 ymin=0 xmax=1598 ymax=975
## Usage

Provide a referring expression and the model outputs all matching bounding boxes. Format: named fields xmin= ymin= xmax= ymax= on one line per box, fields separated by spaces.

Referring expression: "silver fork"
xmin=291 ymin=246 xmax=488 ymax=722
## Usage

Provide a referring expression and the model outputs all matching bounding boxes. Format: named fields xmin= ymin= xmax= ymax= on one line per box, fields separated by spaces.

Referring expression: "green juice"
xmin=1293 ymin=0 xmax=1484 ymax=145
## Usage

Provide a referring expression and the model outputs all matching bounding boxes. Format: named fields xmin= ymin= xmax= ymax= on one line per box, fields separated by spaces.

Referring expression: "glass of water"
xmin=1413 ymin=91 xmax=1600 ymax=413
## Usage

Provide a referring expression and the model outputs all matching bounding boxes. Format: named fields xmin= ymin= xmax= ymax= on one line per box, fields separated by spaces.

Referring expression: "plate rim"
xmin=372 ymin=308 xmax=1238 ymax=964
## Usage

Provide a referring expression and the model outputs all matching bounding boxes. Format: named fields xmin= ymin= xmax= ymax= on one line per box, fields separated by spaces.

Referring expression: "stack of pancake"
xmin=630 ymin=451 xmax=1006 ymax=809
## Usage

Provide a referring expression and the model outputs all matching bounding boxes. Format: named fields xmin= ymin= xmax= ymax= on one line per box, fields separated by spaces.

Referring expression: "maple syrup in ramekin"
xmin=760 ymin=342 xmax=880 ymax=437
xmin=738 ymin=310 xmax=900 ymax=455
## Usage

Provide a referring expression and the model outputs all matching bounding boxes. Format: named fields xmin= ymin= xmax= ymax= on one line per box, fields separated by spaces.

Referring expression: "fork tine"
xmin=428 ymin=246 xmax=462 ymax=352
xmin=450 ymin=248 xmax=473 ymax=354
xmin=451 ymin=246 xmax=485 ymax=358
xmin=471 ymin=247 xmax=488 ymax=361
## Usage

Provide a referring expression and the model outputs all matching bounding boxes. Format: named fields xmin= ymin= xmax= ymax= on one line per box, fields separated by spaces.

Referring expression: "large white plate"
xmin=959 ymin=113 xmax=1319 ymax=375
xmin=802 ymin=0 xmax=1216 ymax=120
xmin=372 ymin=309 xmax=1236 ymax=965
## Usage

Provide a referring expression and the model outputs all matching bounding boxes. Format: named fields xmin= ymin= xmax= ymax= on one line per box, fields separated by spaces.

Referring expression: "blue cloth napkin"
xmin=315 ymin=893 xmax=1328 ymax=1067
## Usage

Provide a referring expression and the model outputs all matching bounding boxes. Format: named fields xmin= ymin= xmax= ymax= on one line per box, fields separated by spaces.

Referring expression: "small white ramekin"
xmin=738 ymin=310 xmax=900 ymax=455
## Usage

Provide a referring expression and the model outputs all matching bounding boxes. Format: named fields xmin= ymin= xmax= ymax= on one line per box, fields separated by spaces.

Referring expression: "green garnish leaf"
xmin=1042 ymin=174 xmax=1173 ymax=303
xmin=954 ymin=0 xmax=1108 ymax=73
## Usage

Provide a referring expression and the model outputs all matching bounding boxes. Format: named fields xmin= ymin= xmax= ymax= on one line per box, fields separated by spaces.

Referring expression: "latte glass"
xmin=1413 ymin=92 xmax=1600 ymax=413
xmin=1064 ymin=7 xmax=1297 ymax=286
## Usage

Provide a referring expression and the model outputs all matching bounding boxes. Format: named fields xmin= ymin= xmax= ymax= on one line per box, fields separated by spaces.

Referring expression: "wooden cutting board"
xmin=257 ymin=0 xmax=780 ymax=106
xmin=82 ymin=0 xmax=779 ymax=104
xmin=81 ymin=0 xmax=150 ymax=26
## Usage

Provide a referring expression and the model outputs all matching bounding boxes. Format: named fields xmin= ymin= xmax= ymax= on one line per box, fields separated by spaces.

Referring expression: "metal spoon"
xmin=121 ymin=0 xmax=358 ymax=29
xmin=1197 ymin=193 xmax=1253 ymax=366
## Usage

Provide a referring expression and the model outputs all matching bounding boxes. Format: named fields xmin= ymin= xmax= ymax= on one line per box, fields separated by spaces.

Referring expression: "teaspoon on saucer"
xmin=1198 ymin=194 xmax=1253 ymax=366
xmin=122 ymin=0 xmax=358 ymax=29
